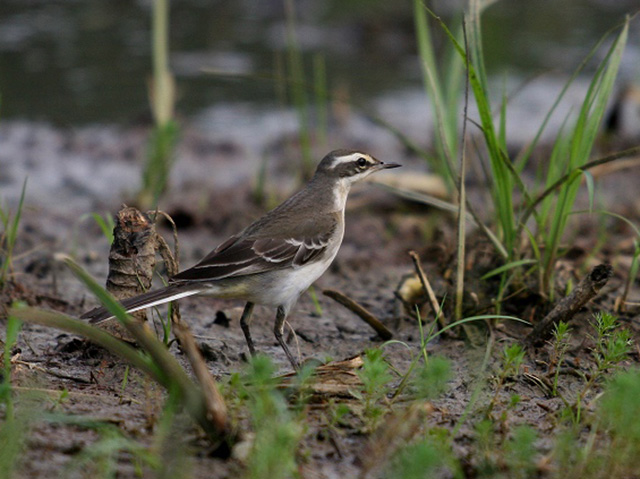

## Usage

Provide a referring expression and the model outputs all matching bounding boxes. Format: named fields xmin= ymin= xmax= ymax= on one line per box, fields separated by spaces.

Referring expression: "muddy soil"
xmin=2 ymin=118 xmax=640 ymax=478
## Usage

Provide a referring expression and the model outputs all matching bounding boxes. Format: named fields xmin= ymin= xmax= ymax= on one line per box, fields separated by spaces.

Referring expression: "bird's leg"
xmin=274 ymin=306 xmax=300 ymax=370
xmin=240 ymin=302 xmax=256 ymax=356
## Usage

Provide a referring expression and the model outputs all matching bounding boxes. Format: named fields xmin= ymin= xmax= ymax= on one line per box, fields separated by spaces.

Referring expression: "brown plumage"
xmin=81 ymin=149 xmax=400 ymax=369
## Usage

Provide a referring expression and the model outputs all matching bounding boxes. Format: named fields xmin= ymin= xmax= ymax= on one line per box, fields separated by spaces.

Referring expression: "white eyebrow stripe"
xmin=329 ymin=153 xmax=367 ymax=168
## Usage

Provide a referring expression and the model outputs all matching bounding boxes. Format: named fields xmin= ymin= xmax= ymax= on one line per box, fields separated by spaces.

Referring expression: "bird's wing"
xmin=170 ymin=216 xmax=338 ymax=283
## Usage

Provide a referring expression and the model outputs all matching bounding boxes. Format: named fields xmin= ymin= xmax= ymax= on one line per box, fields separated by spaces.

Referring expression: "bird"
xmin=81 ymin=149 xmax=401 ymax=369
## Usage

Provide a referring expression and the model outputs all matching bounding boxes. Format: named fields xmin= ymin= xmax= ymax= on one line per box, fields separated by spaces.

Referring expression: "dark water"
xmin=0 ymin=0 xmax=637 ymax=125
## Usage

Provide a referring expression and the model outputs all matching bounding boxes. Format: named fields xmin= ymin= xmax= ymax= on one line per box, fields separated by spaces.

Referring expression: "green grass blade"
xmin=541 ymin=18 xmax=628 ymax=293
xmin=63 ymin=258 xmax=197 ymax=390
xmin=9 ymin=306 xmax=165 ymax=385
xmin=8 ymin=178 xmax=27 ymax=253
xmin=571 ymin=210 xmax=640 ymax=238
xmin=480 ymin=259 xmax=538 ymax=281
xmin=465 ymin=1 xmax=516 ymax=254
xmin=430 ymin=314 xmax=530 ymax=342
xmin=138 ymin=0 xmax=178 ymax=209
xmin=24 ymin=258 xmax=226 ymax=442
xmin=520 ymin=145 xmax=640 ymax=233
xmin=514 ymin=21 xmax=619 ymax=170
xmin=414 ymin=0 xmax=462 ymax=183
xmin=1 ymin=178 xmax=27 ymax=285
xmin=140 ymin=120 xmax=180 ymax=209
xmin=583 ymin=170 xmax=595 ymax=213
xmin=90 ymin=213 xmax=115 ymax=244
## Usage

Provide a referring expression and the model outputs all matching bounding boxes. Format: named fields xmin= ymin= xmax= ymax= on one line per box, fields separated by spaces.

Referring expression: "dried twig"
xmin=526 ymin=263 xmax=613 ymax=347
xmin=170 ymin=316 xmax=228 ymax=432
xmin=322 ymin=289 xmax=393 ymax=340
xmin=455 ymin=16 xmax=470 ymax=324
xmin=13 ymin=304 xmax=228 ymax=444
xmin=153 ymin=210 xmax=180 ymax=269
xmin=408 ymin=251 xmax=446 ymax=327
xmin=14 ymin=359 xmax=91 ymax=384
xmin=279 ymin=355 xmax=364 ymax=399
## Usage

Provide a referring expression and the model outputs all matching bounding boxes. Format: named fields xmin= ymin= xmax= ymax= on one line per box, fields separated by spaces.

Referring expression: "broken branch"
xmin=323 ymin=289 xmax=393 ymax=340
xmin=526 ymin=263 xmax=613 ymax=347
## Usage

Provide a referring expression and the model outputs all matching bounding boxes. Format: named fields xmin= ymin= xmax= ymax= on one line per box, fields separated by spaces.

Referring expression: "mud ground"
xmin=2 ymin=119 xmax=640 ymax=478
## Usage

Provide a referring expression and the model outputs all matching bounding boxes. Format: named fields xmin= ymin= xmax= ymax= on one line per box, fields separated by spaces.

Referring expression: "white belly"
xmin=248 ymin=230 xmax=343 ymax=310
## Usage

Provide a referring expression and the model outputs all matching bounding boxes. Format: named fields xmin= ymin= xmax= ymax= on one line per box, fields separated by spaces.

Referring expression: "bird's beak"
xmin=377 ymin=161 xmax=402 ymax=170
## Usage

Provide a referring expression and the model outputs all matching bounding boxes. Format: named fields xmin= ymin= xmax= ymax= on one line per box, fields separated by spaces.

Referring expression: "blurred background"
xmin=1 ymin=0 xmax=638 ymax=125
xmin=0 ymin=0 xmax=639 ymax=215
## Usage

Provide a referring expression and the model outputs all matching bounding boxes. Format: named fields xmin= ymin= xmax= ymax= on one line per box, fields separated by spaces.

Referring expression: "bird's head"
xmin=315 ymin=149 xmax=401 ymax=186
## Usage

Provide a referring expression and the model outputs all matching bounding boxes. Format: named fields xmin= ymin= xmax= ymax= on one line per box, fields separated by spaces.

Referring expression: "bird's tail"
xmin=80 ymin=284 xmax=203 ymax=324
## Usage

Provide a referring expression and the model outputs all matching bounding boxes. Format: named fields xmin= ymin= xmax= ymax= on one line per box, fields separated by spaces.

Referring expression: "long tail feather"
xmin=80 ymin=284 xmax=202 ymax=324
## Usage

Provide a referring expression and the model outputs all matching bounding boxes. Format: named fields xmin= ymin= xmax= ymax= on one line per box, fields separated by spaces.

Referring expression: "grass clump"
xmin=504 ymin=425 xmax=538 ymax=479
xmin=588 ymin=312 xmax=632 ymax=377
xmin=238 ymin=355 xmax=302 ymax=479
xmin=473 ymin=421 xmax=538 ymax=479
xmin=412 ymin=2 xmax=631 ymax=304
xmin=551 ymin=367 xmax=640 ymax=477
xmin=138 ymin=0 xmax=179 ymax=209
xmin=536 ymin=20 xmax=629 ymax=295
xmin=387 ymin=435 xmax=460 ymax=479
xmin=549 ymin=321 xmax=572 ymax=397
xmin=410 ymin=355 xmax=452 ymax=401
xmin=599 ymin=369 xmax=640 ymax=472
xmin=10 ymin=257 xmax=230 ymax=445
xmin=545 ymin=312 xmax=633 ymax=425
xmin=58 ymin=416 xmax=160 ymax=478
xmin=486 ymin=343 xmax=525 ymax=418
xmin=0 ymin=316 xmax=26 ymax=479
xmin=355 ymin=348 xmax=394 ymax=431
xmin=413 ymin=0 xmax=463 ymax=185
xmin=0 ymin=179 xmax=27 ymax=290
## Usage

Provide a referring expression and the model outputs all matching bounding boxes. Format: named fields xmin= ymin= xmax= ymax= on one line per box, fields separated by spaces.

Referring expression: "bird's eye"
xmin=357 ymin=157 xmax=367 ymax=168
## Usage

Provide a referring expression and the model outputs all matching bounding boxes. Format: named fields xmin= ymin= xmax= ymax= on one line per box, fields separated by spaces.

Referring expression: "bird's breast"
xmin=247 ymin=240 xmax=341 ymax=309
